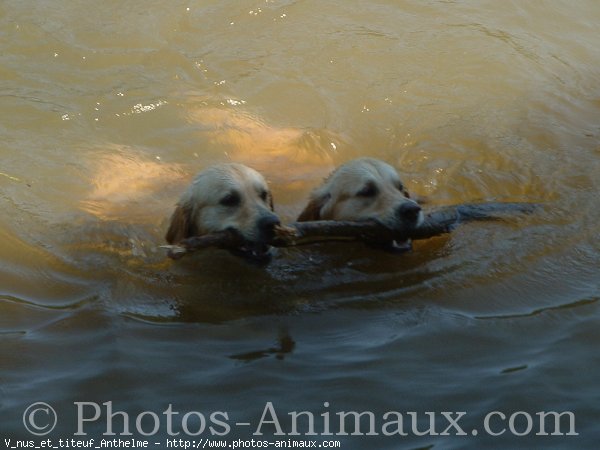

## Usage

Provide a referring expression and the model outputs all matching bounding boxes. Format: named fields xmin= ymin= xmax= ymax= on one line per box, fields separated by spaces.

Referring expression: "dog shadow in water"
xmin=168 ymin=238 xmax=449 ymax=322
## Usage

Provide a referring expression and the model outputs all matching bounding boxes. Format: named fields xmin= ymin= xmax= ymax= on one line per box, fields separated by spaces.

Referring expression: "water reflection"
xmin=230 ymin=329 xmax=296 ymax=362
xmin=2 ymin=0 xmax=600 ymax=444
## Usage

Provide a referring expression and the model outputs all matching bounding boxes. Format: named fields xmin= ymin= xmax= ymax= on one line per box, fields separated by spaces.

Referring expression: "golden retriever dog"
xmin=81 ymin=148 xmax=189 ymax=224
xmin=298 ymin=158 xmax=423 ymax=251
xmin=166 ymin=163 xmax=280 ymax=262
xmin=186 ymin=107 xmax=341 ymax=209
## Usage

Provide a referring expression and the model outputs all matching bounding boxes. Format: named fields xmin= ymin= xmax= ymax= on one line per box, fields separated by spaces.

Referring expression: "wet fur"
xmin=166 ymin=163 xmax=277 ymax=245
xmin=298 ymin=158 xmax=422 ymax=229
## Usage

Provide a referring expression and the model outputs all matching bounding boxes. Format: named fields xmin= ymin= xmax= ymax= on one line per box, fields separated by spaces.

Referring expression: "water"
xmin=1 ymin=1 xmax=599 ymax=448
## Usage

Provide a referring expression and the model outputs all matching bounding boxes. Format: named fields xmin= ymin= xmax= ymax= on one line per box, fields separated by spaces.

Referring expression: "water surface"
xmin=1 ymin=1 xmax=600 ymax=448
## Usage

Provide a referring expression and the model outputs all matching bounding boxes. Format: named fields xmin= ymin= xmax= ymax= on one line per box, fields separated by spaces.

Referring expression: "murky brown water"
xmin=1 ymin=1 xmax=600 ymax=448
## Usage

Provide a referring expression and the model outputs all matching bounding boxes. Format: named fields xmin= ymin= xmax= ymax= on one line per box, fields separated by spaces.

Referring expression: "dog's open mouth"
xmin=368 ymin=238 xmax=413 ymax=254
xmin=364 ymin=219 xmax=416 ymax=254
xmin=229 ymin=242 xmax=274 ymax=264
xmin=386 ymin=239 xmax=413 ymax=253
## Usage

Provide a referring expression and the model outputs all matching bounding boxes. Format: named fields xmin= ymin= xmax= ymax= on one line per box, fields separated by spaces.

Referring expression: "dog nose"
xmin=397 ymin=202 xmax=422 ymax=222
xmin=257 ymin=214 xmax=280 ymax=234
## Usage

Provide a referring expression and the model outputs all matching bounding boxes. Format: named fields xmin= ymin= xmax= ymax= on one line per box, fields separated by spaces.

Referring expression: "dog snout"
xmin=396 ymin=201 xmax=422 ymax=223
xmin=257 ymin=213 xmax=280 ymax=238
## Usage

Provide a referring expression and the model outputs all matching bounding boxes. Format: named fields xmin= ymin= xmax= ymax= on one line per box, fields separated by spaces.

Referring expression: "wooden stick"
xmin=163 ymin=229 xmax=245 ymax=260
xmin=162 ymin=202 xmax=538 ymax=259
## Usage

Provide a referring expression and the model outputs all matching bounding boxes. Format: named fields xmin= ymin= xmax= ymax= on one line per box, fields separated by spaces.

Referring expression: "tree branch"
xmin=162 ymin=202 xmax=538 ymax=259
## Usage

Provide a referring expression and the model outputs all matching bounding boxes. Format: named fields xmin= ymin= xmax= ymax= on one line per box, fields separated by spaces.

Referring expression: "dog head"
xmin=297 ymin=158 xmax=422 ymax=251
xmin=166 ymin=163 xmax=280 ymax=263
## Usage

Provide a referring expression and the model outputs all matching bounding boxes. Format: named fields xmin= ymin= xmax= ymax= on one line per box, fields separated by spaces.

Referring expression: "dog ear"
xmin=297 ymin=193 xmax=330 ymax=222
xmin=165 ymin=203 xmax=197 ymax=244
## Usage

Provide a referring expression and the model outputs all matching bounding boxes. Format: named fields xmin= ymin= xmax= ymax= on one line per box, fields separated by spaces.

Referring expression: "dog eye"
xmin=357 ymin=183 xmax=378 ymax=197
xmin=220 ymin=192 xmax=241 ymax=207
xmin=259 ymin=189 xmax=269 ymax=202
xmin=396 ymin=182 xmax=410 ymax=197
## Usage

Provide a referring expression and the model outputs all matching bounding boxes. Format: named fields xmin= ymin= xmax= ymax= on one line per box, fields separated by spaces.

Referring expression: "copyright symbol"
xmin=23 ymin=402 xmax=57 ymax=436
